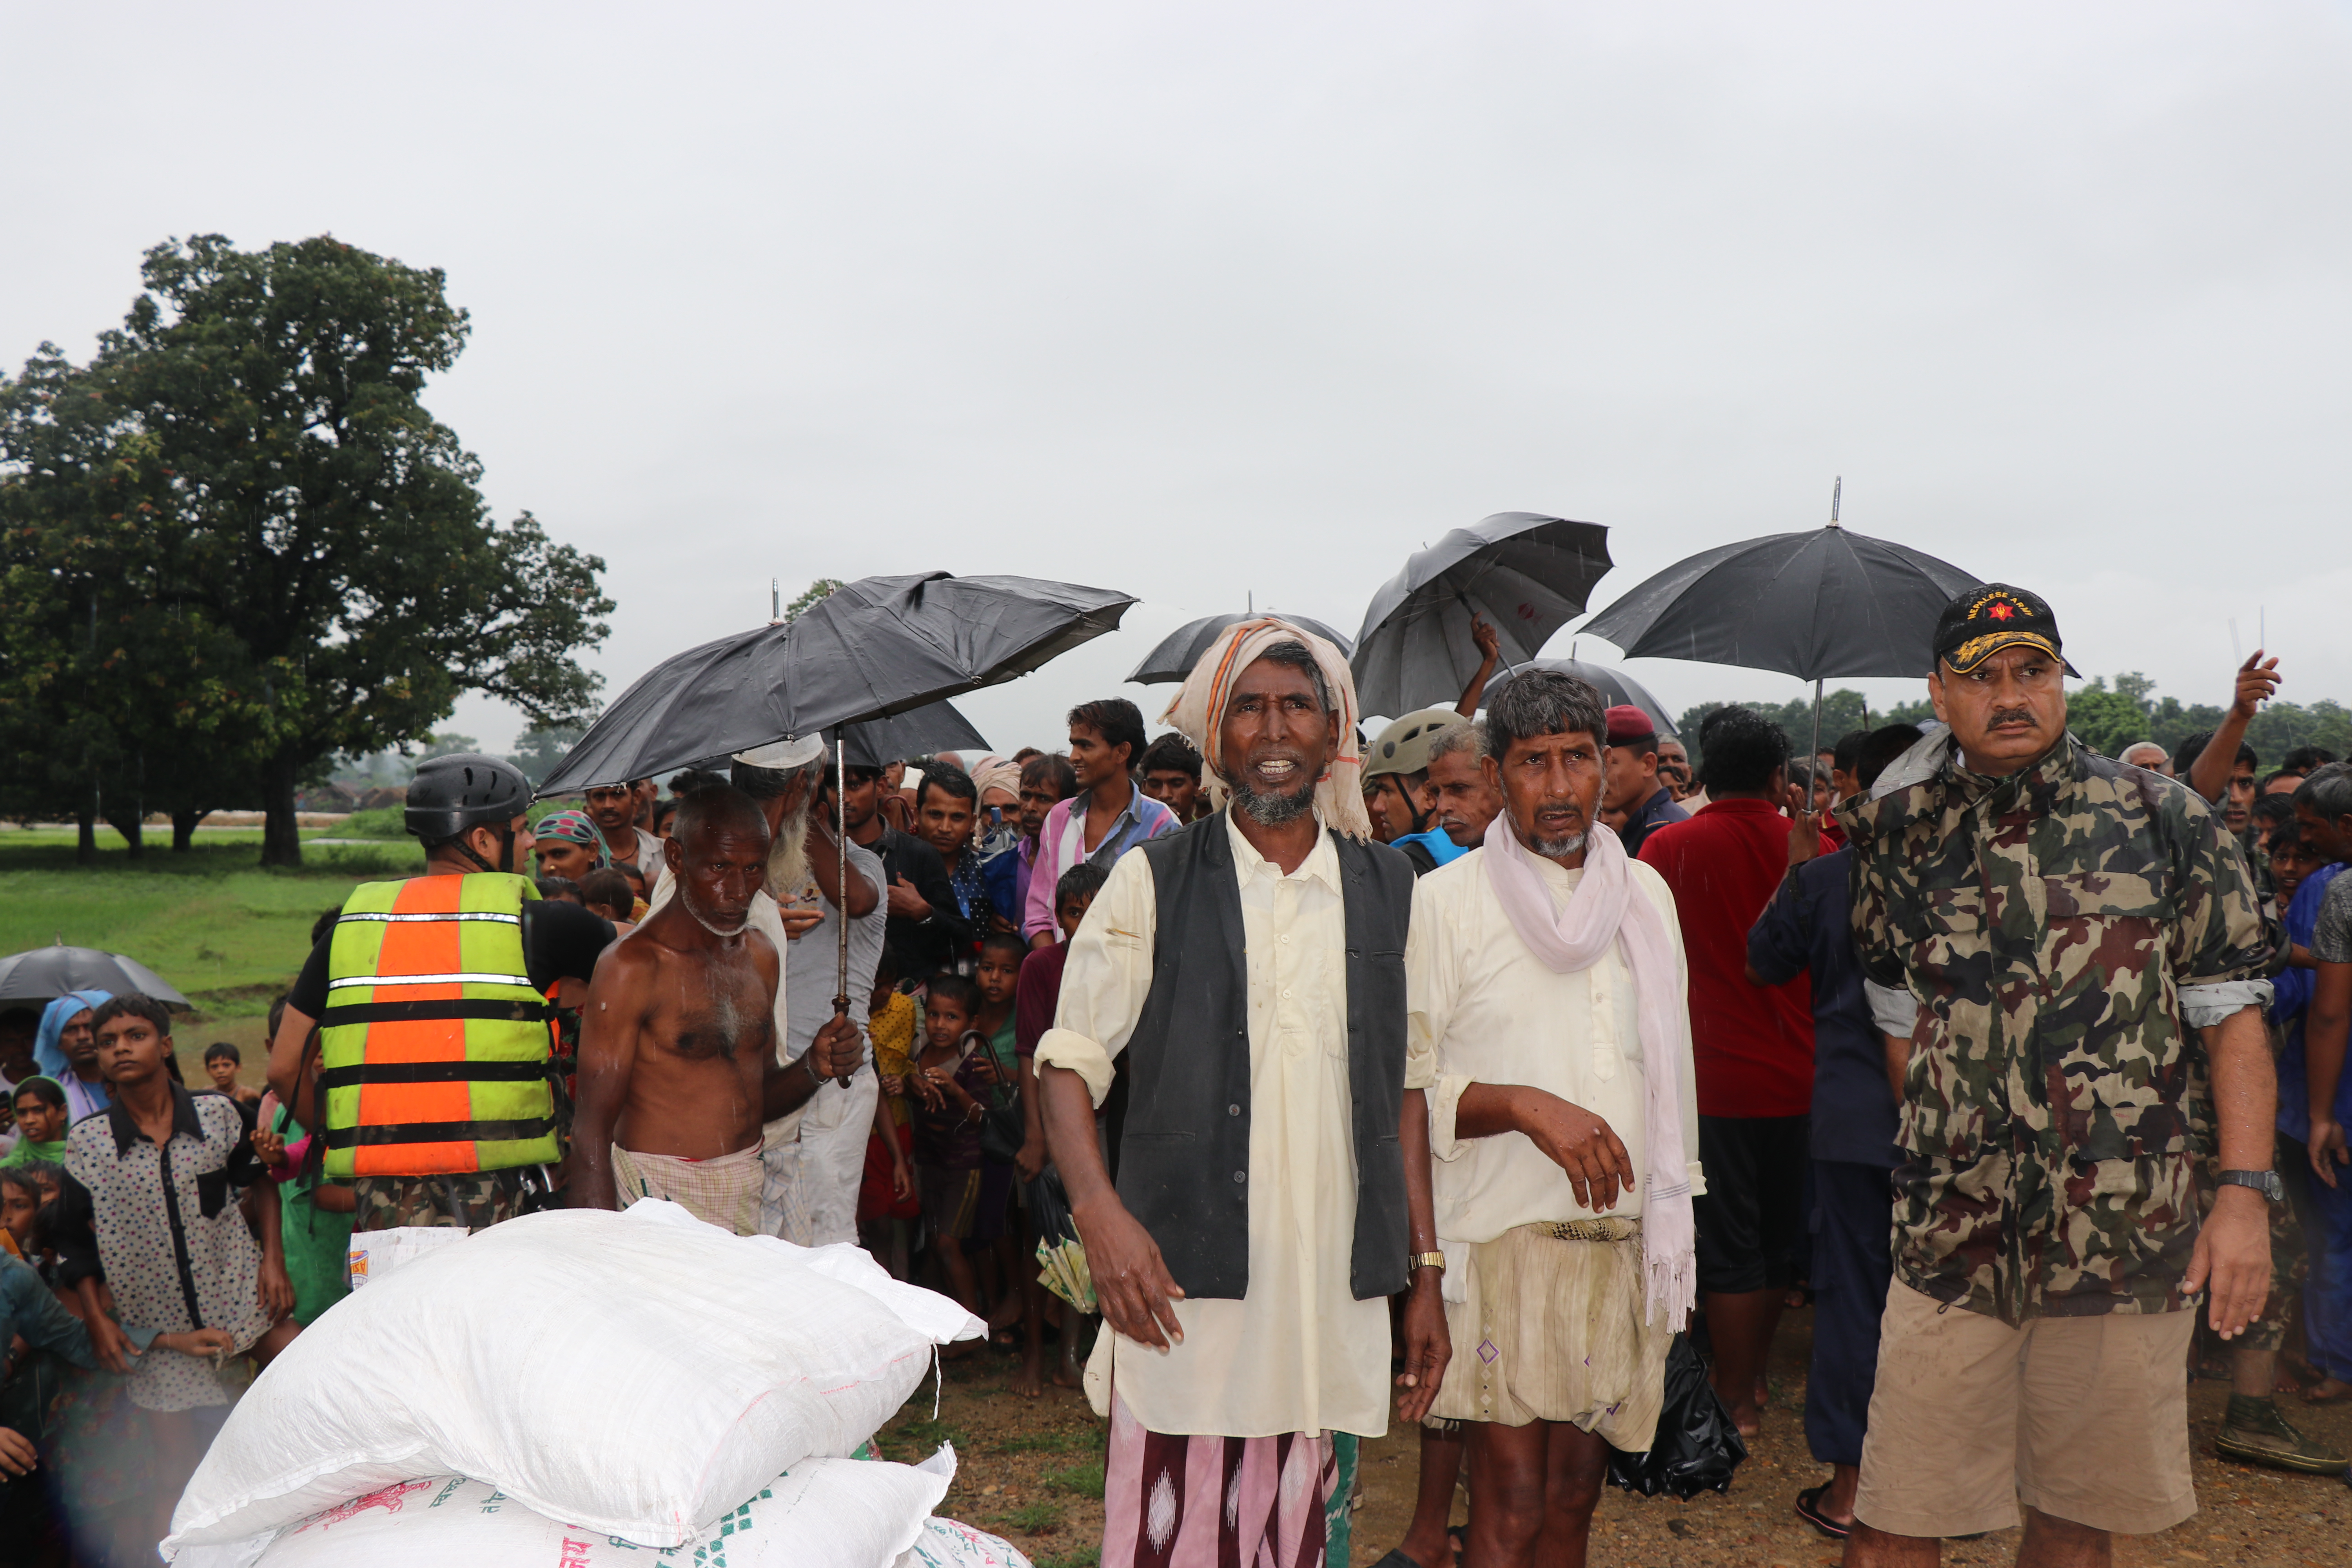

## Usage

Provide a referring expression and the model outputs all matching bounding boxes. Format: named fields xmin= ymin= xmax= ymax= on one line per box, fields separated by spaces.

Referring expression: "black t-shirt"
xmin=860 ymin=824 xmax=967 ymax=978
xmin=287 ymin=897 xmax=617 ymax=1017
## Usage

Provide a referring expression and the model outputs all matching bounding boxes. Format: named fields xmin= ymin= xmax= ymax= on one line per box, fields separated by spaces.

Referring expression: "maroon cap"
xmin=1604 ymin=704 xmax=1657 ymax=745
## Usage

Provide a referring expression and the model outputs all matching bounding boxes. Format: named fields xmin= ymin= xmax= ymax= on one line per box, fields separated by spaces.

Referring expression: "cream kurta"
xmin=1404 ymin=848 xmax=1703 ymax=1247
xmin=1034 ymin=814 xmax=1391 ymax=1440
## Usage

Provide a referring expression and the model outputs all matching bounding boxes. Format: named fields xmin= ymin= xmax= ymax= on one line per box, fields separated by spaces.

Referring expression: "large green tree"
xmin=0 ymin=235 xmax=612 ymax=865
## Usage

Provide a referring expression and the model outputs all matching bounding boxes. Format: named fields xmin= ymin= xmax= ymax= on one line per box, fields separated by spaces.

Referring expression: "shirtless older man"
xmin=570 ymin=786 xmax=859 ymax=1234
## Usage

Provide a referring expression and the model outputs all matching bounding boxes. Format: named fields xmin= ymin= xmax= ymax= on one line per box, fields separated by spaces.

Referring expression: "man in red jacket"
xmin=1638 ymin=705 xmax=1830 ymax=1437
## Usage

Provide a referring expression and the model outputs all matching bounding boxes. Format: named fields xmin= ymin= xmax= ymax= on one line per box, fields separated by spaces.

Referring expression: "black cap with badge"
xmin=1931 ymin=583 xmax=2082 ymax=678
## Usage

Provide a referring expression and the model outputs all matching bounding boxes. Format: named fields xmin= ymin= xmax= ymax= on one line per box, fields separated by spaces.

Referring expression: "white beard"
xmin=765 ymin=791 xmax=814 ymax=898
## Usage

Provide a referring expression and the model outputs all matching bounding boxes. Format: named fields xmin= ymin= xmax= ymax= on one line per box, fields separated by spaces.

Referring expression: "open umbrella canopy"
xmin=1506 ymin=658 xmax=1681 ymax=738
xmin=539 ymin=573 xmax=1133 ymax=795
xmin=0 ymin=946 xmax=190 ymax=1009
xmin=1350 ymin=513 xmax=1613 ymax=717
xmin=1578 ymin=524 xmax=1981 ymax=682
xmin=1126 ymin=612 xmax=1356 ymax=685
xmin=837 ymin=700 xmax=991 ymax=771
xmin=659 ymin=700 xmax=990 ymax=778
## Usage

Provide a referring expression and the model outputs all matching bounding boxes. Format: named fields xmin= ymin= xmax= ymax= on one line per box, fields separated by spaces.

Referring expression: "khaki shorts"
xmin=1854 ymin=1281 xmax=2197 ymax=1538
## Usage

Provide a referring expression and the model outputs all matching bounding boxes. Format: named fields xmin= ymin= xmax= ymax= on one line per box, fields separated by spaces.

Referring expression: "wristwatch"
xmin=1408 ymin=1251 xmax=1447 ymax=1274
xmin=2217 ymin=1169 xmax=2286 ymax=1203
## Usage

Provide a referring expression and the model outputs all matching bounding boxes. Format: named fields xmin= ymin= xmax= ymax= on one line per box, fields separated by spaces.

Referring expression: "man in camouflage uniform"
xmin=1839 ymin=584 xmax=2283 ymax=1567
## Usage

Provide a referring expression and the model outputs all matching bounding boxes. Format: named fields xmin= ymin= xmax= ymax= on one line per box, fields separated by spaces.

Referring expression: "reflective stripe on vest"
xmin=318 ymin=873 xmax=560 ymax=1179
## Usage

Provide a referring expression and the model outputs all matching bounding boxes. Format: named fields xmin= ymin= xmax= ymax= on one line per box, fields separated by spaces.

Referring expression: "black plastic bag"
xmin=1604 ymin=1333 xmax=1749 ymax=1499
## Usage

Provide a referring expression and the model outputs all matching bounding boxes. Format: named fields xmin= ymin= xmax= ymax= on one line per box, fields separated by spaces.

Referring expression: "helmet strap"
xmin=450 ymin=825 xmax=516 ymax=876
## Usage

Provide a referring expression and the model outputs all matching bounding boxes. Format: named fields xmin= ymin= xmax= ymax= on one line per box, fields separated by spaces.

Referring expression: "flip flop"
xmin=1794 ymin=1484 xmax=1853 ymax=1541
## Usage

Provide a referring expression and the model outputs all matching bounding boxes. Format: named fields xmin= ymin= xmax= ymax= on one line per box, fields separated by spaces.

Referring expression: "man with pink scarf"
xmin=1401 ymin=667 xmax=1703 ymax=1568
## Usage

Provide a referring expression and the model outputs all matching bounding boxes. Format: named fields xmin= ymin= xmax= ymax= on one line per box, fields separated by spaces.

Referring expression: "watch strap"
xmin=1409 ymin=1251 xmax=1447 ymax=1273
xmin=2217 ymin=1169 xmax=2283 ymax=1201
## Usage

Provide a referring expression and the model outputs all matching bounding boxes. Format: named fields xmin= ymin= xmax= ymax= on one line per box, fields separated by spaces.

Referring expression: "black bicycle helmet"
xmin=405 ymin=754 xmax=534 ymax=844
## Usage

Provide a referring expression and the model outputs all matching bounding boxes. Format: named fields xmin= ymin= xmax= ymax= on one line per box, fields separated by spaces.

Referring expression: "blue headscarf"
xmin=33 ymin=989 xmax=113 ymax=1091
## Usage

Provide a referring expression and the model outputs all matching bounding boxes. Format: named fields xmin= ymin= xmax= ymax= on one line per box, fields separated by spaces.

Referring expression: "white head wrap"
xmin=1158 ymin=615 xmax=1372 ymax=841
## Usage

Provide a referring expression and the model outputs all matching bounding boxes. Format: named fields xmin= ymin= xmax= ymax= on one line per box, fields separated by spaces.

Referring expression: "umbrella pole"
xmin=833 ymin=728 xmax=854 ymax=1087
xmin=1808 ymin=679 xmax=1824 ymax=811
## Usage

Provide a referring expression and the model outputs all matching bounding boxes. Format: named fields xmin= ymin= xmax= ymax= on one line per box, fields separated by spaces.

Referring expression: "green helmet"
xmin=1364 ymin=708 xmax=1463 ymax=781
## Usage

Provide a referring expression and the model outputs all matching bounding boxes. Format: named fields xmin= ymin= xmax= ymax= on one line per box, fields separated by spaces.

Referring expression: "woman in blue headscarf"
xmin=33 ymin=990 xmax=113 ymax=1123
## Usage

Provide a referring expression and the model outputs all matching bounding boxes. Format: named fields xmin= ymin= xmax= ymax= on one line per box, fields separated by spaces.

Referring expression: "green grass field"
xmin=0 ymin=829 xmax=425 ymax=1064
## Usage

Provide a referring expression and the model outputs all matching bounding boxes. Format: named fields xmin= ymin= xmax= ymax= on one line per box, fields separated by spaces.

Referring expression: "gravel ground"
xmin=872 ymin=1308 xmax=2352 ymax=1568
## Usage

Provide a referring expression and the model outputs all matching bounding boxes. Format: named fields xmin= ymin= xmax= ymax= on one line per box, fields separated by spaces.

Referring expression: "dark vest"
xmin=1113 ymin=811 xmax=1414 ymax=1302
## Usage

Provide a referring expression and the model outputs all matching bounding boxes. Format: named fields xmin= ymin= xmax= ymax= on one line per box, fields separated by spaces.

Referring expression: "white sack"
xmin=343 ymin=1224 xmax=467 ymax=1289
xmin=893 ymin=1517 xmax=1037 ymax=1568
xmin=165 ymin=1201 xmax=982 ymax=1558
xmin=236 ymin=1449 xmax=951 ymax=1568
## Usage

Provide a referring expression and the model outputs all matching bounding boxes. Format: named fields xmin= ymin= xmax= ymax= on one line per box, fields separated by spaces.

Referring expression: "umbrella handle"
xmin=833 ymin=731 xmax=855 ymax=1087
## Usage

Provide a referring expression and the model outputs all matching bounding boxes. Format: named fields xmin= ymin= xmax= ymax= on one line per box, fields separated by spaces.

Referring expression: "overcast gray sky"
xmin=6 ymin=2 xmax=2348 ymax=757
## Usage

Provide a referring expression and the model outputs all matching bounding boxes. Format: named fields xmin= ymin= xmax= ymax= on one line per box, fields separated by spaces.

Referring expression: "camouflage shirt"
xmin=1841 ymin=733 xmax=2272 ymax=1325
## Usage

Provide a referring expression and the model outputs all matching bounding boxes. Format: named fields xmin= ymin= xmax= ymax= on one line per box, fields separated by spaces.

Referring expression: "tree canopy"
xmin=0 ymin=234 xmax=612 ymax=863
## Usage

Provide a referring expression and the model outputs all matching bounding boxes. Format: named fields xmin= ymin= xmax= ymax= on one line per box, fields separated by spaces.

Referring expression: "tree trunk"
xmin=171 ymin=809 xmax=211 ymax=851
xmin=103 ymin=810 xmax=144 ymax=858
xmin=75 ymin=806 xmax=97 ymax=864
xmin=261 ymin=755 xmax=304 ymax=867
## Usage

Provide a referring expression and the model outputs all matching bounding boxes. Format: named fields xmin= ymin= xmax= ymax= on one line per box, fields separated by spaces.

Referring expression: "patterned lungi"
xmin=609 ymin=1143 xmax=765 ymax=1236
xmin=1103 ymin=1392 xmax=1334 ymax=1568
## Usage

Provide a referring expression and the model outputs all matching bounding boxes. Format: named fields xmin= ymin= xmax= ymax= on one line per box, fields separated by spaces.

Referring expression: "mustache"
xmin=1988 ymin=705 xmax=2038 ymax=726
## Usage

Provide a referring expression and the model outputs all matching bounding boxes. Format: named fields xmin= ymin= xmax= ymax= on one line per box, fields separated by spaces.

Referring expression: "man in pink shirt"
xmin=1021 ymin=698 xmax=1179 ymax=946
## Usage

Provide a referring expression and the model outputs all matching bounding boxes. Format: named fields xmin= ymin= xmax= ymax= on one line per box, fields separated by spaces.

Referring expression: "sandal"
xmin=1794 ymin=1484 xmax=1852 ymax=1541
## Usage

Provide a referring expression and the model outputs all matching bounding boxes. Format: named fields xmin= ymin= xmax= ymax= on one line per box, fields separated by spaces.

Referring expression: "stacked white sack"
xmin=894 ymin=1515 xmax=1037 ymax=1568
xmin=220 ymin=1450 xmax=957 ymax=1568
xmin=162 ymin=1201 xmax=983 ymax=1562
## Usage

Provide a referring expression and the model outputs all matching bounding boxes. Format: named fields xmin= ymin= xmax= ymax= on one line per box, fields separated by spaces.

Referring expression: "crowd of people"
xmin=0 ymin=581 xmax=2346 ymax=1568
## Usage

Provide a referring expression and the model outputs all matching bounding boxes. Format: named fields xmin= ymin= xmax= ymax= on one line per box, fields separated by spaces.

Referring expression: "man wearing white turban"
xmin=1035 ymin=619 xmax=1449 ymax=1568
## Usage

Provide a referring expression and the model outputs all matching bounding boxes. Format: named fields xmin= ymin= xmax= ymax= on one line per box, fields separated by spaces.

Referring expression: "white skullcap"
xmin=731 ymin=734 xmax=826 ymax=770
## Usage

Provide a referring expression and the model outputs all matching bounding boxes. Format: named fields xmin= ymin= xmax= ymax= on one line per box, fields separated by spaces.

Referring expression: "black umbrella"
xmin=0 ymin=946 xmax=191 ymax=1009
xmin=537 ymin=573 xmax=1133 ymax=795
xmin=540 ymin=572 xmax=1133 ymax=1080
xmin=1578 ymin=502 xmax=1980 ymax=760
xmin=1126 ymin=612 xmax=1356 ymax=685
xmin=660 ymin=700 xmax=990 ymax=778
xmin=1507 ymin=657 xmax=1681 ymax=738
xmin=837 ymin=700 xmax=991 ymax=771
xmin=1350 ymin=513 xmax=1614 ymax=717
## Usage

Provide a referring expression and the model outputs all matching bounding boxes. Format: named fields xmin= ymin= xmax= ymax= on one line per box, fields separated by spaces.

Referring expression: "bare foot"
xmin=1728 ymin=1401 xmax=1762 ymax=1439
xmin=1053 ymin=1354 xmax=1083 ymax=1390
xmin=1014 ymin=1356 xmax=1044 ymax=1399
xmin=2304 ymin=1376 xmax=2352 ymax=1405
xmin=1391 ymin=1527 xmax=1454 ymax=1568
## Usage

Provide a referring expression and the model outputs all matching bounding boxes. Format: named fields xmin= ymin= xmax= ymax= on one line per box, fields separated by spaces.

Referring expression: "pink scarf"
xmin=1483 ymin=814 xmax=1697 ymax=1327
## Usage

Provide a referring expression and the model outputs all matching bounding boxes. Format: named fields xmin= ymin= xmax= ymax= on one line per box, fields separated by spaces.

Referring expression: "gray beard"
xmin=764 ymin=793 xmax=814 ymax=898
xmin=1530 ymin=829 xmax=1587 ymax=858
xmin=1230 ymin=773 xmax=1317 ymax=826
xmin=679 ymin=883 xmax=751 ymax=938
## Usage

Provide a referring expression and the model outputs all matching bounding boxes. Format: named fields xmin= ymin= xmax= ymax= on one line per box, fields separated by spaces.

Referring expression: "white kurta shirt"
xmin=1034 ymin=813 xmax=1391 ymax=1440
xmin=1404 ymin=849 xmax=1703 ymax=1248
